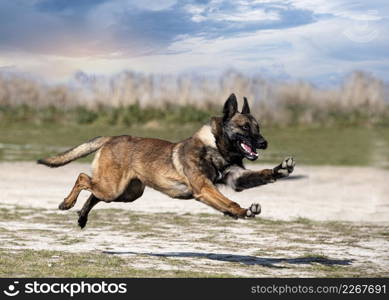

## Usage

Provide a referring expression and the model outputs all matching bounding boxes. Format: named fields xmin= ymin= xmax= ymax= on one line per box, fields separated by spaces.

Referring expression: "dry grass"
xmin=0 ymin=206 xmax=388 ymax=277
xmin=0 ymin=70 xmax=388 ymax=126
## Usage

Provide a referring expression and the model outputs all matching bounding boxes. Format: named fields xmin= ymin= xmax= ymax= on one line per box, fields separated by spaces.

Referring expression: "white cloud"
xmin=184 ymin=0 xmax=280 ymax=23
xmin=210 ymin=9 xmax=280 ymax=22
xmin=184 ymin=4 xmax=207 ymax=22
xmin=288 ymin=0 xmax=385 ymax=20
xmin=0 ymin=0 xmax=387 ymax=83
xmin=163 ymin=15 xmax=389 ymax=80
xmin=3 ymin=13 xmax=387 ymax=83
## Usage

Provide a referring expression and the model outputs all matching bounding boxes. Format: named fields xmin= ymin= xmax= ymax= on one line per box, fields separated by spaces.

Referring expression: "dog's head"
xmin=221 ymin=93 xmax=267 ymax=161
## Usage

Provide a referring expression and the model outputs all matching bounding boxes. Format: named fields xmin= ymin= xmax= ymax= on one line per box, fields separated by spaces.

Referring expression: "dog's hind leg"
xmin=59 ymin=170 xmax=131 ymax=210
xmin=59 ymin=173 xmax=92 ymax=210
xmin=77 ymin=179 xmax=145 ymax=229
xmin=77 ymin=194 xmax=100 ymax=229
xmin=114 ymin=178 xmax=145 ymax=203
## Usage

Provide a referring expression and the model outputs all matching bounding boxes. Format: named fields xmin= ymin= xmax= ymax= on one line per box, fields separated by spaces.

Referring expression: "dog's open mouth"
xmin=238 ymin=140 xmax=258 ymax=160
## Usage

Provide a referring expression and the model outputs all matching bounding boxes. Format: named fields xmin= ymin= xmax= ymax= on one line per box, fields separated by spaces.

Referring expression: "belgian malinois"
xmin=38 ymin=94 xmax=295 ymax=228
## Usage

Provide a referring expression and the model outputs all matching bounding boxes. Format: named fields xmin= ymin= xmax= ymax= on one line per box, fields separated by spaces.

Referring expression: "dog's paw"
xmin=58 ymin=199 xmax=73 ymax=210
xmin=246 ymin=203 xmax=261 ymax=218
xmin=224 ymin=211 xmax=239 ymax=219
xmin=273 ymin=156 xmax=295 ymax=178
xmin=77 ymin=211 xmax=88 ymax=229
xmin=78 ymin=216 xmax=88 ymax=229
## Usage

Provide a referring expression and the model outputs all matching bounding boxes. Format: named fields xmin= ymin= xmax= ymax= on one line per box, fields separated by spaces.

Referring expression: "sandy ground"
xmin=1 ymin=162 xmax=388 ymax=223
xmin=0 ymin=162 xmax=388 ymax=277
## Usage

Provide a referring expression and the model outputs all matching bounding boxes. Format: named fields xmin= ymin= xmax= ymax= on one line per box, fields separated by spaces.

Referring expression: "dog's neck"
xmin=194 ymin=124 xmax=217 ymax=149
xmin=210 ymin=117 xmax=244 ymax=166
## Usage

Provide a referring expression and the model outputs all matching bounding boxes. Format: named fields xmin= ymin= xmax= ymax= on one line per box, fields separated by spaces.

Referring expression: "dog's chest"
xmin=172 ymin=182 xmax=193 ymax=198
xmin=160 ymin=180 xmax=193 ymax=199
xmin=202 ymin=147 xmax=230 ymax=182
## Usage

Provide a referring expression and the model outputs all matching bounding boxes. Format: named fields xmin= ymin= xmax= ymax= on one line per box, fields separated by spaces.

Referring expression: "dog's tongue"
xmin=241 ymin=142 xmax=257 ymax=156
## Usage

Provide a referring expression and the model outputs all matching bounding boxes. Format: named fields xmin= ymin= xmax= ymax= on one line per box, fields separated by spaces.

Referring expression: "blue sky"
xmin=0 ymin=0 xmax=387 ymax=85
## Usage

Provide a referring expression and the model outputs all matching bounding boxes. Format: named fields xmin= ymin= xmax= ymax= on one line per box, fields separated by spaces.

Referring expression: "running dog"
xmin=38 ymin=94 xmax=295 ymax=228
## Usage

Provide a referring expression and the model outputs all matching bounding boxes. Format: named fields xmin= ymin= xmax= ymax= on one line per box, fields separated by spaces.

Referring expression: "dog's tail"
xmin=37 ymin=136 xmax=111 ymax=168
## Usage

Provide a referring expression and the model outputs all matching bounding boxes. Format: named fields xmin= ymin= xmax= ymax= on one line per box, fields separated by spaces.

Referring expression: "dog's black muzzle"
xmin=255 ymin=137 xmax=268 ymax=150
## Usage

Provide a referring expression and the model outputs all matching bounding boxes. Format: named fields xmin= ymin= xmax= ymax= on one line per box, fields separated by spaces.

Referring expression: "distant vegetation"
xmin=0 ymin=70 xmax=388 ymax=127
xmin=0 ymin=70 xmax=388 ymax=166
xmin=0 ymin=104 xmax=215 ymax=127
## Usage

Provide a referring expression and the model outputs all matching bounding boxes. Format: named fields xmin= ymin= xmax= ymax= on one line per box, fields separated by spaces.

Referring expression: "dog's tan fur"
xmin=38 ymin=94 xmax=295 ymax=228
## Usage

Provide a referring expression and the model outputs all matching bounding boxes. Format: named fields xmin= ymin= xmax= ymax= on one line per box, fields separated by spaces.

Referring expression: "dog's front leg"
xmin=228 ymin=157 xmax=295 ymax=191
xmin=186 ymin=170 xmax=261 ymax=219
xmin=193 ymin=182 xmax=261 ymax=219
xmin=272 ymin=156 xmax=295 ymax=179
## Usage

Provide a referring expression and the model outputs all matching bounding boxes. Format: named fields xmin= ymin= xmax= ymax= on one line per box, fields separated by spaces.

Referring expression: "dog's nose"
xmin=258 ymin=139 xmax=268 ymax=149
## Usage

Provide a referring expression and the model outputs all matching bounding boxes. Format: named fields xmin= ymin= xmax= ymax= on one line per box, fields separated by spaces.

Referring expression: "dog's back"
xmin=93 ymin=135 xmax=185 ymax=196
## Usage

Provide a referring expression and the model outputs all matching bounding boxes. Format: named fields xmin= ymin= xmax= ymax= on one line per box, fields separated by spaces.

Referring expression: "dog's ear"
xmin=223 ymin=93 xmax=238 ymax=121
xmin=242 ymin=97 xmax=250 ymax=114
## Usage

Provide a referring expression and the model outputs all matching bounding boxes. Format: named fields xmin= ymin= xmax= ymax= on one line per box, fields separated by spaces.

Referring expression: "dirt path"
xmin=1 ymin=162 xmax=388 ymax=222
xmin=0 ymin=162 xmax=388 ymax=277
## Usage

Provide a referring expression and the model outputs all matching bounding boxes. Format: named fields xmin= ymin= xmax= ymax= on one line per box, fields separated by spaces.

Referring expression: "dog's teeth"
xmin=240 ymin=142 xmax=258 ymax=157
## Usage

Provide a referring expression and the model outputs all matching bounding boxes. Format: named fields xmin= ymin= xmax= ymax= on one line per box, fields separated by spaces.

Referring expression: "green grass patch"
xmin=0 ymin=103 xmax=388 ymax=166
xmin=0 ymin=104 xmax=218 ymax=127
xmin=0 ymin=249 xmax=232 ymax=277
xmin=262 ymin=126 xmax=379 ymax=166
xmin=0 ymin=123 xmax=387 ymax=166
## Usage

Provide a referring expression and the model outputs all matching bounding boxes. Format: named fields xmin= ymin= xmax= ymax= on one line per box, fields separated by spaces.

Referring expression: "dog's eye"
xmin=242 ymin=124 xmax=250 ymax=131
